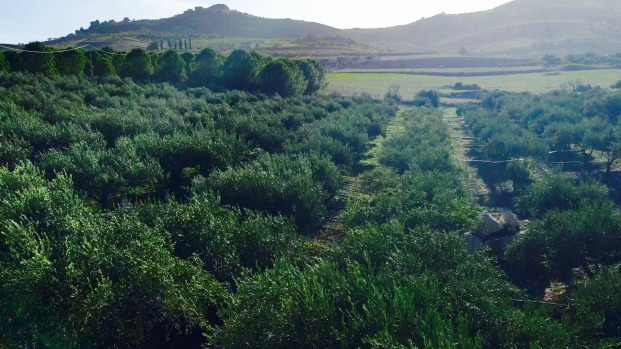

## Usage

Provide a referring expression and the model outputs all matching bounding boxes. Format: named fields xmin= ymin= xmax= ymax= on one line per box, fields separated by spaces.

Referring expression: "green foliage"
xmin=0 ymin=51 xmax=9 ymax=72
xmin=19 ymin=42 xmax=56 ymax=75
xmin=379 ymin=108 xmax=453 ymax=173
xmin=286 ymin=97 xmax=396 ymax=169
xmin=0 ymin=133 xmax=32 ymax=169
xmin=180 ymin=51 xmax=194 ymax=73
xmin=259 ymin=58 xmax=306 ymax=97
xmin=216 ymin=225 xmax=579 ymax=348
xmin=464 ymin=109 xmax=548 ymax=161
xmin=1 ymin=70 xmax=614 ymax=348
xmin=466 ymin=89 xmax=621 ymax=177
xmin=121 ymin=48 xmax=154 ymax=82
xmin=92 ymin=57 xmax=116 ymax=77
xmin=138 ymin=191 xmax=304 ymax=281
xmin=37 ymin=138 xmax=163 ymax=208
xmin=344 ymin=169 xmax=478 ymax=232
xmin=384 ymin=84 xmax=402 ymax=103
xmin=296 ymin=59 xmax=327 ymax=95
xmin=56 ymin=49 xmax=87 ymax=75
xmin=507 ymin=201 xmax=621 ymax=284
xmin=202 ymin=153 xmax=339 ymax=233
xmin=415 ymin=89 xmax=440 ymax=108
xmin=570 ymin=265 xmax=621 ymax=341
xmin=0 ymin=163 xmax=227 ymax=348
xmin=516 ymin=173 xmax=610 ymax=218
xmin=188 ymin=48 xmax=223 ymax=89
xmin=543 ymin=54 xmax=562 ymax=66
xmin=343 ymin=107 xmax=478 ymax=232
xmin=82 ymin=50 xmax=108 ymax=77
xmin=222 ymin=49 xmax=264 ymax=91
xmin=3 ymin=43 xmax=327 ymax=96
xmin=454 ymin=82 xmax=481 ymax=90
xmin=132 ymin=130 xmax=249 ymax=195
xmin=153 ymin=49 xmax=186 ymax=83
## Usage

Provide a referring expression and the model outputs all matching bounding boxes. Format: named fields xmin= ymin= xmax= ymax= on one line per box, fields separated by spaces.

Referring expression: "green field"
xmin=327 ymin=69 xmax=621 ymax=97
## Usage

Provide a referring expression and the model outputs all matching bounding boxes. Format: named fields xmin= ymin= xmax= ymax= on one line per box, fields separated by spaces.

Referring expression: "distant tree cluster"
xmin=147 ymin=37 xmax=193 ymax=51
xmin=293 ymin=34 xmax=357 ymax=48
xmin=0 ymin=42 xmax=327 ymax=97
xmin=405 ymin=89 xmax=440 ymax=108
xmin=453 ymin=82 xmax=481 ymax=91
xmin=542 ymin=52 xmax=621 ymax=66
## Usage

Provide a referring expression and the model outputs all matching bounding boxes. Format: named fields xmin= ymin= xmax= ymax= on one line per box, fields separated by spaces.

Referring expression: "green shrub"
xmin=202 ymin=153 xmax=339 ymax=233
xmin=216 ymin=225 xmax=579 ymax=348
xmin=507 ymin=201 xmax=621 ymax=283
xmin=570 ymin=265 xmax=621 ymax=342
xmin=0 ymin=163 xmax=226 ymax=348
xmin=415 ymin=89 xmax=440 ymax=108
xmin=516 ymin=174 xmax=610 ymax=218
xmin=37 ymin=138 xmax=163 ymax=207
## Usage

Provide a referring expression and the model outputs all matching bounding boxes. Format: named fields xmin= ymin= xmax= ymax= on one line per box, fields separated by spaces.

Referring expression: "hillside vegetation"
xmin=36 ymin=0 xmax=621 ymax=55
xmin=0 ymin=42 xmax=326 ymax=97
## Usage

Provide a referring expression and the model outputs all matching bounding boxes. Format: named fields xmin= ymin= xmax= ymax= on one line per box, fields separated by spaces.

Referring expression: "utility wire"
xmin=462 ymin=158 xmax=527 ymax=164
xmin=0 ymin=44 xmax=89 ymax=53
xmin=89 ymin=45 xmax=127 ymax=56
xmin=0 ymin=43 xmax=127 ymax=56
xmin=459 ymin=158 xmax=609 ymax=165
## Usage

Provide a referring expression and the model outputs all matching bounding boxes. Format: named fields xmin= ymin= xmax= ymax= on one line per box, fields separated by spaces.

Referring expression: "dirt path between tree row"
xmin=320 ymin=107 xmax=409 ymax=240
xmin=442 ymin=107 xmax=497 ymax=206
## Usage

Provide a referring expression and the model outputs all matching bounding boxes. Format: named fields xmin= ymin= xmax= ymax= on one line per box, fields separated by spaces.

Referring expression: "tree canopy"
xmin=0 ymin=51 xmax=8 ymax=72
xmin=19 ymin=42 xmax=56 ymax=75
xmin=153 ymin=50 xmax=185 ymax=83
xmin=222 ymin=49 xmax=265 ymax=91
xmin=188 ymin=48 xmax=223 ymax=89
xmin=259 ymin=59 xmax=306 ymax=97
xmin=121 ymin=48 xmax=154 ymax=82
xmin=0 ymin=43 xmax=327 ymax=97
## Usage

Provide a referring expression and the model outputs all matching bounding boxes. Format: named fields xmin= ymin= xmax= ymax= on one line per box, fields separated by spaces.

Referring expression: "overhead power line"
xmin=0 ymin=44 xmax=89 ymax=53
xmin=459 ymin=158 xmax=609 ymax=166
xmin=0 ymin=44 xmax=126 ymax=56
xmin=462 ymin=158 xmax=527 ymax=164
xmin=89 ymin=45 xmax=127 ymax=56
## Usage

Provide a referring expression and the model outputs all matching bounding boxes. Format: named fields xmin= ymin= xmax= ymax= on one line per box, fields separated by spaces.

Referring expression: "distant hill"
xmin=347 ymin=0 xmax=621 ymax=55
xmin=153 ymin=5 xmax=341 ymax=38
xmin=48 ymin=0 xmax=621 ymax=56
xmin=50 ymin=4 xmax=346 ymax=52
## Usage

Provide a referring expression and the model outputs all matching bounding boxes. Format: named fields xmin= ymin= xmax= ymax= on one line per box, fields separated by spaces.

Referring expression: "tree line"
xmin=146 ymin=37 xmax=193 ymax=51
xmin=0 ymin=42 xmax=326 ymax=97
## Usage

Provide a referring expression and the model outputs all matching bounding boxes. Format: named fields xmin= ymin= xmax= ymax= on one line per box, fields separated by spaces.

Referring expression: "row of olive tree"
xmin=215 ymin=106 xmax=588 ymax=348
xmin=0 ymin=42 xmax=326 ymax=97
xmin=0 ymin=71 xmax=392 ymax=348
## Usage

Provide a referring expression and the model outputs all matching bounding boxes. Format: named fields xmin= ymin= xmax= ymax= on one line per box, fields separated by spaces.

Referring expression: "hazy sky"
xmin=1 ymin=0 xmax=513 ymax=44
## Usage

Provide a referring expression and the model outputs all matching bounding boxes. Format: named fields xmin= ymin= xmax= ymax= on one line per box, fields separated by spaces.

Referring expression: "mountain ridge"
xmin=47 ymin=1 xmax=621 ymax=55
